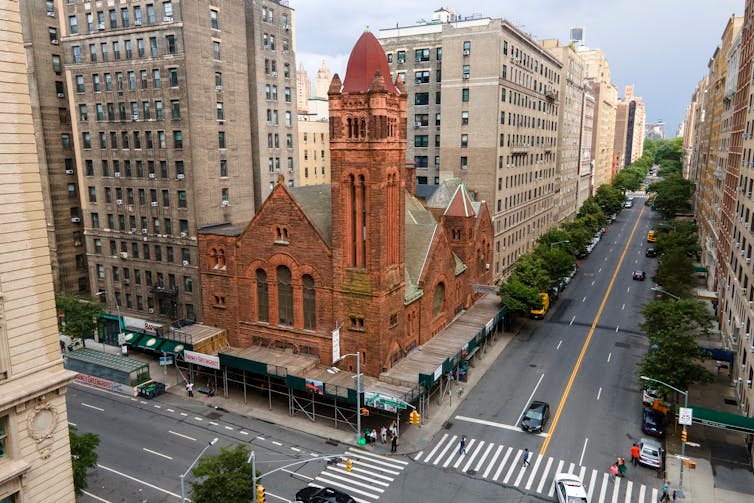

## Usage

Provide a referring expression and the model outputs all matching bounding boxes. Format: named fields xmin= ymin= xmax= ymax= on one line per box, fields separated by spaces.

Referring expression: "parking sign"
xmin=679 ymin=407 xmax=693 ymax=426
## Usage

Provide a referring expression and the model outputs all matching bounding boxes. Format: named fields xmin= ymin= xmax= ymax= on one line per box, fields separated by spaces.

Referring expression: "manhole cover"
xmin=206 ymin=411 xmax=222 ymax=420
xmin=443 ymin=421 xmax=453 ymax=430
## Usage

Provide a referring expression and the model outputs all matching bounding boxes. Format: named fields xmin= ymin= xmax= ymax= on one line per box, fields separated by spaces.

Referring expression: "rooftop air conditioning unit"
xmin=151 ymin=201 xmax=158 ymax=207
xmin=51 ymin=39 xmax=59 ymax=45
xmin=71 ymin=217 xmax=81 ymax=223
xmin=141 ymin=228 xmax=148 ymax=234
xmin=148 ymin=173 xmax=156 ymax=179
xmin=65 ymin=169 xmax=74 ymax=175
xmin=180 ymin=232 xmax=187 ymax=238
xmin=182 ymin=260 xmax=189 ymax=266
xmin=119 ymin=252 xmax=128 ymax=259
xmin=114 ymin=172 xmax=121 ymax=177
xmin=176 ymin=173 xmax=185 ymax=180
xmin=116 ymin=199 xmax=123 ymax=205
xmin=57 ymin=92 xmax=65 ymax=98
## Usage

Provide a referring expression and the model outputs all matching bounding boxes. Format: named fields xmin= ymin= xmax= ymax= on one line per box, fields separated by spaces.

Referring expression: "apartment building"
xmin=577 ymin=86 xmax=595 ymax=208
xmin=34 ymin=1 xmax=297 ymax=327
xmin=578 ymin=47 xmax=618 ymax=188
xmin=379 ymin=8 xmax=562 ymax=279
xmin=20 ymin=0 xmax=90 ymax=295
xmin=1 ymin=2 xmax=77 ymax=500
xmin=614 ymin=85 xmax=646 ymax=168
xmin=541 ymin=39 xmax=585 ymax=223
xmin=297 ymin=106 xmax=330 ymax=186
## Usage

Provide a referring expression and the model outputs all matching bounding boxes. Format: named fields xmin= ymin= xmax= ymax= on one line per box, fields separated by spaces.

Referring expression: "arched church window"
xmin=432 ymin=282 xmax=445 ymax=317
xmin=256 ymin=269 xmax=268 ymax=322
xmin=302 ymin=274 xmax=316 ymax=330
xmin=277 ymin=265 xmax=293 ymax=326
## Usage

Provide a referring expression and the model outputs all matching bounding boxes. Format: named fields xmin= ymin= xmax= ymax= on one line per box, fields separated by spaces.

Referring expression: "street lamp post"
xmin=641 ymin=375 xmax=688 ymax=497
xmin=550 ymin=240 xmax=570 ymax=249
xmin=651 ymin=285 xmax=681 ymax=301
xmin=333 ymin=352 xmax=362 ymax=444
xmin=179 ymin=437 xmax=218 ymax=502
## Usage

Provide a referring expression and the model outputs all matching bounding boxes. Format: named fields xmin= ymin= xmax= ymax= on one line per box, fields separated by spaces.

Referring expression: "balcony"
xmin=151 ymin=285 xmax=178 ymax=297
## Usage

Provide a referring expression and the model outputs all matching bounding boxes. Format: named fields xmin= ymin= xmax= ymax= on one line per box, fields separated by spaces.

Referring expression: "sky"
xmin=290 ymin=0 xmax=742 ymax=137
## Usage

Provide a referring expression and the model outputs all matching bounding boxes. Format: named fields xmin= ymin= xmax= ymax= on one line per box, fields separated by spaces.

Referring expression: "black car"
xmin=632 ymin=271 xmax=647 ymax=281
xmin=520 ymin=400 xmax=550 ymax=433
xmin=645 ymin=248 xmax=657 ymax=257
xmin=295 ymin=486 xmax=356 ymax=503
xmin=641 ymin=407 xmax=665 ymax=437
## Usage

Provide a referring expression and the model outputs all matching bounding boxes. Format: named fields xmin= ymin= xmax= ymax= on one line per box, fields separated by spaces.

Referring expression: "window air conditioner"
xmin=51 ymin=39 xmax=59 ymax=45
xmin=272 ymin=71 xmax=277 ymax=77
xmin=116 ymin=199 xmax=123 ymax=205
xmin=114 ymin=172 xmax=121 ymax=177
xmin=57 ymin=92 xmax=65 ymax=98
xmin=176 ymin=173 xmax=185 ymax=180
xmin=119 ymin=252 xmax=128 ymax=259
xmin=182 ymin=260 xmax=189 ymax=266
xmin=463 ymin=74 xmax=470 ymax=79
xmin=163 ymin=16 xmax=173 ymax=22
xmin=65 ymin=169 xmax=74 ymax=175
xmin=151 ymin=201 xmax=158 ymax=207
xmin=149 ymin=173 xmax=156 ymax=179
xmin=463 ymin=49 xmax=470 ymax=56
xmin=71 ymin=217 xmax=81 ymax=223
xmin=98 ymin=23 xmax=105 ymax=30
xmin=148 ymin=308 xmax=155 ymax=313
xmin=135 ymin=20 xmax=142 ymax=26
xmin=215 ymin=85 xmax=223 ymax=91
xmin=180 ymin=232 xmax=187 ymax=238
xmin=47 ymin=11 xmax=55 ymax=17
xmin=221 ymin=200 xmax=231 ymax=207
xmin=141 ymin=228 xmax=148 ymax=234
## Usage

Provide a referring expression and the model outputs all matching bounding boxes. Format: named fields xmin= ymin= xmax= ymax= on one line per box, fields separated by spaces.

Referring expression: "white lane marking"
xmin=240 ymin=431 xmax=249 ymax=435
xmin=612 ymin=475 xmax=621 ymax=503
xmin=225 ymin=426 xmax=234 ymax=431
xmin=515 ymin=373 xmax=546 ymax=426
xmin=556 ymin=339 xmax=563 ymax=349
xmin=180 ymin=412 xmax=188 ymax=417
xmin=166 ymin=408 xmax=175 ymax=413
xmin=140 ymin=401 xmax=147 ymax=405
xmin=548 ymin=460 xmax=565 ymax=496
xmin=636 ymin=259 xmax=639 ymax=264
xmin=81 ymin=490 xmax=111 ymax=502
xmin=622 ymin=303 xmax=626 ymax=310
xmin=651 ymin=488 xmax=659 ymax=502
xmin=331 ymin=464 xmax=391 ymax=486
xmin=579 ymin=437 xmax=589 ymax=466
xmin=257 ymin=436 xmax=266 ymax=440
xmin=455 ymin=415 xmax=548 ymax=437
xmin=414 ymin=450 xmax=424 ymax=462
xmin=474 ymin=442 xmax=494 ymax=472
xmin=433 ymin=434 xmax=457 ymax=466
xmin=607 ymin=352 xmax=612 ymax=363
xmin=312 ymin=474 xmax=381 ymax=499
xmin=625 ymin=480 xmax=633 ymax=503
xmin=524 ymin=454 xmax=543 ymax=489
xmin=169 ymin=430 xmax=196 ymax=441
xmin=616 ymin=325 xmax=620 ymax=333
xmin=272 ymin=441 xmax=282 ymax=446
xmin=461 ymin=440 xmax=484 ymax=471
xmin=536 ymin=457 xmax=553 ymax=493
xmin=627 ymin=287 xmax=630 ymax=293
xmin=587 ymin=469 xmax=598 ymax=501
xmin=598 ymin=472 xmax=609 ymax=502
xmin=599 ymin=267 xmax=603 ymax=273
xmin=592 ymin=280 xmax=596 ymax=286
xmin=208 ymin=421 xmax=219 ymax=426
xmin=493 ymin=447 xmax=513 ymax=481
xmin=638 ymin=485 xmax=646 ymax=502
xmin=482 ymin=445 xmax=503 ymax=478
xmin=194 ymin=417 xmax=203 ymax=421
xmin=578 ymin=465 xmax=586 ymax=481
xmin=423 ymin=433 xmax=449 ymax=463
xmin=97 ymin=464 xmax=183 ymax=499
xmin=597 ymin=388 xmax=602 ymax=400
xmin=291 ymin=447 xmax=301 ymax=452
xmin=605 ymin=257 xmax=608 ymax=262
xmin=582 ymin=296 xmax=587 ymax=302
xmin=503 ymin=449 xmax=523 ymax=484
xmin=348 ymin=448 xmax=408 ymax=465
xmin=143 ymin=448 xmax=173 ymax=460
xmin=68 ymin=422 xmax=77 ymax=427
xmin=153 ymin=405 xmax=161 ymax=409
xmin=81 ymin=402 xmax=105 ymax=412
xmin=570 ymin=316 xmax=576 ymax=326
xmin=568 ymin=462 xmax=575 ymax=474
xmin=340 ymin=462 xmax=395 ymax=482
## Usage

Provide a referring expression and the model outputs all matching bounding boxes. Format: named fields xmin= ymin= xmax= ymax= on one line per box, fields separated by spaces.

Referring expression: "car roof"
xmin=554 ymin=473 xmax=588 ymax=496
xmin=640 ymin=437 xmax=662 ymax=448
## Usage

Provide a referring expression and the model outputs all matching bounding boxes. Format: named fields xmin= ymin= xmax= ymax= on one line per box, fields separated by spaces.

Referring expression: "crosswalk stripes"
xmin=309 ymin=447 xmax=408 ymax=502
xmin=414 ymin=434 xmax=667 ymax=503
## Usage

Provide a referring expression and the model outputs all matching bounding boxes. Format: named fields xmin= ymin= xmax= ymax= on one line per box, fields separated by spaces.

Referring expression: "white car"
xmin=553 ymin=472 xmax=589 ymax=503
xmin=638 ymin=438 xmax=664 ymax=469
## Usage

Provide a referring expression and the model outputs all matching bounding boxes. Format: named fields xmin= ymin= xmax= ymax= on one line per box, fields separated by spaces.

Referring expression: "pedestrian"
xmin=186 ymin=381 xmax=194 ymax=397
xmin=617 ymin=457 xmax=627 ymax=477
xmin=380 ymin=425 xmax=388 ymax=443
xmin=459 ymin=435 xmax=467 ymax=456
xmin=389 ymin=421 xmax=397 ymax=438
xmin=521 ymin=448 xmax=530 ymax=467
xmin=630 ymin=443 xmax=640 ymax=466
xmin=659 ymin=481 xmax=671 ymax=502
xmin=609 ymin=463 xmax=618 ymax=481
xmin=391 ymin=432 xmax=398 ymax=453
xmin=369 ymin=428 xmax=378 ymax=444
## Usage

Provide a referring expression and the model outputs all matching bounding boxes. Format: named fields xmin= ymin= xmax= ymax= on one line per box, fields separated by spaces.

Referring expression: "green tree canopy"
xmin=533 ymin=245 xmax=576 ymax=289
xmin=70 ymin=426 xmax=100 ymax=496
xmin=191 ymin=444 xmax=254 ymax=503
xmin=654 ymin=220 xmax=699 ymax=258
xmin=653 ymin=249 xmax=695 ymax=298
xmin=594 ymin=184 xmax=625 ymax=216
xmin=498 ymin=276 xmax=540 ymax=315
xmin=612 ymin=168 xmax=644 ymax=192
xmin=647 ymin=174 xmax=695 ymax=219
xmin=56 ymin=294 xmax=103 ymax=342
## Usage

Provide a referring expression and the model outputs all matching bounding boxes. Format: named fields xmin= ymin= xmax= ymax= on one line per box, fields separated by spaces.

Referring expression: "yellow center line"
xmin=540 ymin=205 xmax=647 ymax=456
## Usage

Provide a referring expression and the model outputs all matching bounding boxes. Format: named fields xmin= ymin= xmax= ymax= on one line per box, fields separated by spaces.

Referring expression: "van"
xmin=530 ymin=292 xmax=550 ymax=319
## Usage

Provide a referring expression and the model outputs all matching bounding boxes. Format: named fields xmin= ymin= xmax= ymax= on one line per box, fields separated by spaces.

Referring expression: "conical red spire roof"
xmin=342 ymin=31 xmax=398 ymax=94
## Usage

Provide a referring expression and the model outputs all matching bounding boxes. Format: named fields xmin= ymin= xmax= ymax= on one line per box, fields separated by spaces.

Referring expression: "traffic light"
xmin=681 ymin=428 xmax=688 ymax=443
xmin=409 ymin=410 xmax=421 ymax=425
xmin=345 ymin=459 xmax=353 ymax=472
xmin=256 ymin=484 xmax=266 ymax=503
xmin=360 ymin=407 xmax=370 ymax=416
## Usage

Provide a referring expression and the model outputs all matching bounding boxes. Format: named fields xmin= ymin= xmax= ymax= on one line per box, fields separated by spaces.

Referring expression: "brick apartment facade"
xmin=199 ymin=32 xmax=493 ymax=377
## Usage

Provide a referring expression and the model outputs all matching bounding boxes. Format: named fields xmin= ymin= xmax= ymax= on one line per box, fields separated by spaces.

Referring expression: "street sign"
xmin=679 ymin=407 xmax=693 ymax=426
xmin=685 ymin=441 xmax=700 ymax=447
xmin=159 ymin=356 xmax=173 ymax=366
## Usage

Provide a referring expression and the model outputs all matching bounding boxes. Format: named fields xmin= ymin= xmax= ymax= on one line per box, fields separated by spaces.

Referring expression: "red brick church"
xmin=198 ymin=32 xmax=493 ymax=377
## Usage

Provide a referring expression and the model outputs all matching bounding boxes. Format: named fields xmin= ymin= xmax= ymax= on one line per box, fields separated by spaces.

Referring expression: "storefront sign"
xmin=184 ymin=350 xmax=220 ymax=369
xmin=75 ymin=373 xmax=137 ymax=396
xmin=364 ymin=391 xmax=408 ymax=413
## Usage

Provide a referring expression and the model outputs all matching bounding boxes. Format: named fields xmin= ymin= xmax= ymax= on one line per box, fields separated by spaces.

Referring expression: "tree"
xmin=654 ymin=220 xmax=699 ymax=259
xmin=593 ymin=184 xmax=624 ymax=216
xmin=191 ymin=444 xmax=254 ymax=503
xmin=654 ymin=250 xmax=695 ymax=298
xmin=612 ymin=168 xmax=643 ymax=192
xmin=640 ymin=298 xmax=713 ymax=338
xmin=510 ymin=254 xmax=550 ymax=292
xmin=70 ymin=426 xmax=100 ymax=496
xmin=499 ymin=276 xmax=540 ymax=315
xmin=647 ymin=174 xmax=694 ymax=219
xmin=56 ymin=294 xmax=103 ymax=343
xmin=534 ymin=245 xmax=576 ymax=289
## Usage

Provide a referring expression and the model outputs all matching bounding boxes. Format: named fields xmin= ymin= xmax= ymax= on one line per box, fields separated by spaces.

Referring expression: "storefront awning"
xmin=690 ymin=406 xmax=754 ymax=434
xmin=122 ymin=332 xmax=144 ymax=345
xmin=135 ymin=335 xmax=163 ymax=352
xmin=158 ymin=339 xmax=186 ymax=355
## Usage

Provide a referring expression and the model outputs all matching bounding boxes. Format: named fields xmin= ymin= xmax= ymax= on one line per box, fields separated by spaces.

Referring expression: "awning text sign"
xmin=184 ymin=350 xmax=220 ymax=369
xmin=364 ymin=391 xmax=408 ymax=413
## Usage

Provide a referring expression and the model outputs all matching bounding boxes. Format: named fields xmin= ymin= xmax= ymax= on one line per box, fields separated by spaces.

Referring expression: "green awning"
xmin=159 ymin=340 xmax=186 ymax=355
xmin=122 ymin=332 xmax=144 ymax=345
xmin=694 ymin=265 xmax=708 ymax=273
xmin=135 ymin=335 xmax=163 ymax=352
xmin=689 ymin=406 xmax=754 ymax=433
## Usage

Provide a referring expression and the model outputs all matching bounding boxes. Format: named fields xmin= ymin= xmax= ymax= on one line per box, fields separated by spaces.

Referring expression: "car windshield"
xmin=526 ymin=409 xmax=543 ymax=420
xmin=643 ymin=446 xmax=660 ymax=456
xmin=567 ymin=497 xmax=588 ymax=503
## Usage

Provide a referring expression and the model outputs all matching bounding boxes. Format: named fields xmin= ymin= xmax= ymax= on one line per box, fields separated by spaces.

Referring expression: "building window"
xmin=414 ymin=156 xmax=428 ymax=168
xmin=150 ymin=37 xmax=158 ymax=57
xmin=178 ymin=190 xmax=187 ymax=208
xmin=276 ymin=266 xmax=292 ymax=326
xmin=171 ymin=100 xmax=181 ymax=119
xmin=462 ymin=65 xmax=470 ymax=78
xmin=432 ymin=282 xmax=445 ymax=317
xmin=220 ymin=159 xmax=228 ymax=177
xmin=303 ymin=275 xmax=316 ymax=330
xmin=463 ymin=40 xmax=471 ymax=54
xmin=397 ymin=50 xmax=406 ymax=64
xmin=212 ymin=41 xmax=221 ymax=60
xmin=169 ymin=68 xmax=178 ymax=87
xmin=462 ymin=88 xmax=470 ymax=102
xmin=166 ymin=35 xmax=176 ymax=55
xmin=415 ymin=70 xmax=430 ymax=85
xmin=461 ymin=111 xmax=469 ymax=125
xmin=52 ymin=54 xmax=62 ymax=73
xmin=415 ymin=92 xmax=429 ymax=106
xmin=216 ymin=102 xmax=224 ymax=120
xmin=69 ymin=15 xmax=78 ymax=34
xmin=460 ymin=156 xmax=468 ymax=170
xmin=436 ymin=47 xmax=442 ymax=61
xmin=173 ymin=130 xmax=183 ymax=149
xmin=218 ymin=131 xmax=226 ymax=149
xmin=461 ymin=134 xmax=468 ymax=148
xmin=415 ymin=48 xmax=430 ymax=62
xmin=210 ymin=9 xmax=219 ymax=30
xmin=415 ymin=135 xmax=429 ymax=148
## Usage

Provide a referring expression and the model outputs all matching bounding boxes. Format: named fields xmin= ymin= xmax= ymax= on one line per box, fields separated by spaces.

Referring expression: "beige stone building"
xmin=26 ymin=0 xmax=298 ymax=328
xmin=613 ymin=85 xmax=646 ymax=168
xmin=296 ymin=62 xmax=310 ymax=113
xmin=578 ymin=47 xmax=617 ymax=189
xmin=541 ymin=39 xmax=584 ymax=223
xmin=314 ymin=59 xmax=332 ymax=99
xmin=578 ymin=86 xmax=595 ymax=207
xmin=19 ymin=0 xmax=90 ymax=296
xmin=379 ymin=8 xmax=562 ymax=279
xmin=297 ymin=100 xmax=330 ymax=186
xmin=1 ymin=1 xmax=77 ymax=500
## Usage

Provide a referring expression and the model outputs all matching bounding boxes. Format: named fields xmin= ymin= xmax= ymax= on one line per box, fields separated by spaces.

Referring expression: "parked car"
xmin=632 ymin=271 xmax=646 ymax=281
xmin=642 ymin=407 xmax=666 ymax=437
xmin=520 ymin=400 xmax=550 ymax=433
xmin=638 ymin=438 xmax=664 ymax=469
xmin=645 ymin=248 xmax=657 ymax=257
xmin=553 ymin=472 xmax=589 ymax=503
xmin=295 ymin=486 xmax=356 ymax=503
